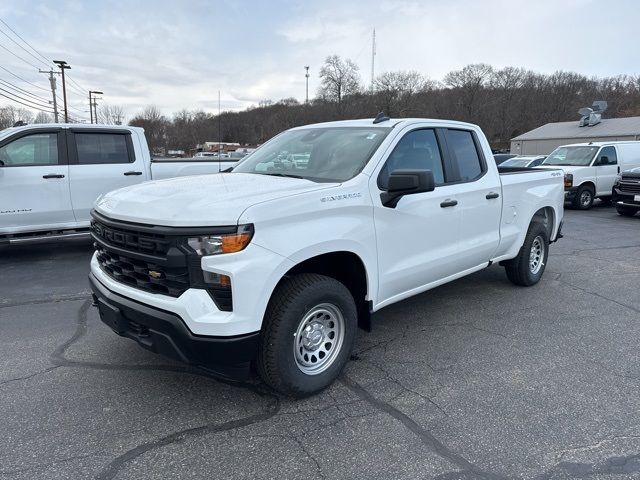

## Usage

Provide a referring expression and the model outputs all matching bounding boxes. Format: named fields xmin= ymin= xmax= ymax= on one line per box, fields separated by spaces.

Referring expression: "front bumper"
xmin=612 ymin=187 xmax=640 ymax=208
xmin=90 ymin=273 xmax=260 ymax=372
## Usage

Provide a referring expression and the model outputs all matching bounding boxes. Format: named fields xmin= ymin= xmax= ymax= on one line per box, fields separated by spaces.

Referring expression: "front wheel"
xmin=504 ymin=222 xmax=549 ymax=286
xmin=572 ymin=185 xmax=594 ymax=210
xmin=616 ymin=205 xmax=639 ymax=217
xmin=257 ymin=273 xmax=357 ymax=397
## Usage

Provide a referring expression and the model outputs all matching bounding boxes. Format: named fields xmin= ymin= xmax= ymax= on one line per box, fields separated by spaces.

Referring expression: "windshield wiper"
xmin=262 ymin=172 xmax=305 ymax=179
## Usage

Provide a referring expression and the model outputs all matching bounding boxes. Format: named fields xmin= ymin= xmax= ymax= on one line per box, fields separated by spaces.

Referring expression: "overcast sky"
xmin=0 ymin=0 xmax=638 ymax=121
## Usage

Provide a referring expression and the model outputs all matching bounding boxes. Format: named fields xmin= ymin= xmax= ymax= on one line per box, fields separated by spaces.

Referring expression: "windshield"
xmin=542 ymin=146 xmax=599 ymax=166
xmin=501 ymin=158 xmax=534 ymax=167
xmin=232 ymin=126 xmax=391 ymax=182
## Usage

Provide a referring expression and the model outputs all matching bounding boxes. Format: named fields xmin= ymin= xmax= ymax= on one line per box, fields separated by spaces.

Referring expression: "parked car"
xmin=89 ymin=117 xmax=564 ymax=396
xmin=500 ymin=155 xmax=546 ymax=168
xmin=493 ymin=153 xmax=517 ymax=165
xmin=538 ymin=141 xmax=640 ymax=209
xmin=0 ymin=124 xmax=238 ymax=244
xmin=612 ymin=166 xmax=640 ymax=216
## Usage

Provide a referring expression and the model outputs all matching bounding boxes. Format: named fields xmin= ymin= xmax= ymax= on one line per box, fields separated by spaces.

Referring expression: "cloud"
xmin=0 ymin=0 xmax=637 ymax=121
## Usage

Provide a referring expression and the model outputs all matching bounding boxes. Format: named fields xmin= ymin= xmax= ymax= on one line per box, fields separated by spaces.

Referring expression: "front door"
xmin=0 ymin=129 xmax=74 ymax=233
xmin=594 ymin=146 xmax=619 ymax=196
xmin=372 ymin=128 xmax=463 ymax=304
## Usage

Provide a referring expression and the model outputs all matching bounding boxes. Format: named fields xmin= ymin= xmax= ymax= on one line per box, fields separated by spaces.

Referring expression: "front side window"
xmin=445 ymin=129 xmax=484 ymax=182
xmin=378 ymin=129 xmax=445 ymax=189
xmin=233 ymin=127 xmax=391 ymax=182
xmin=76 ymin=133 xmax=131 ymax=165
xmin=0 ymin=133 xmax=58 ymax=166
xmin=597 ymin=146 xmax=617 ymax=165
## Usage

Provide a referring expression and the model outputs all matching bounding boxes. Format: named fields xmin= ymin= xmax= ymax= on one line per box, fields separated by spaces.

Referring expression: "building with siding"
xmin=510 ymin=116 xmax=640 ymax=155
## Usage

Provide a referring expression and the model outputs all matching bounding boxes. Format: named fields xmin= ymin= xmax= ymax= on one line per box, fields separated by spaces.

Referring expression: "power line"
xmin=0 ymin=64 xmax=49 ymax=91
xmin=0 ymin=40 xmax=42 ymax=69
xmin=0 ymin=77 xmax=52 ymax=106
xmin=0 ymin=89 xmax=54 ymax=113
xmin=0 ymin=85 xmax=53 ymax=110
xmin=0 ymin=25 xmax=48 ymax=68
xmin=0 ymin=18 xmax=51 ymax=65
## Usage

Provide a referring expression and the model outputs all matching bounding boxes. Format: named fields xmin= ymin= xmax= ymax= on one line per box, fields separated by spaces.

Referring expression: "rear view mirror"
xmin=381 ymin=169 xmax=435 ymax=208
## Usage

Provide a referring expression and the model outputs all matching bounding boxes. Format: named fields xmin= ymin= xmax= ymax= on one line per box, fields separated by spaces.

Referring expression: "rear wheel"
xmin=572 ymin=185 xmax=594 ymax=210
xmin=616 ymin=205 xmax=639 ymax=217
xmin=504 ymin=222 xmax=549 ymax=286
xmin=257 ymin=273 xmax=357 ymax=397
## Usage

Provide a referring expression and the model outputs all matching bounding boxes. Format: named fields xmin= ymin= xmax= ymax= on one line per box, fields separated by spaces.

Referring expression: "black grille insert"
xmin=619 ymin=178 xmax=640 ymax=194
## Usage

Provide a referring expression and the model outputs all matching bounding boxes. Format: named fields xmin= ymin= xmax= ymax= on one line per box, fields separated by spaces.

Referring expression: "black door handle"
xmin=440 ymin=199 xmax=458 ymax=208
xmin=124 ymin=171 xmax=143 ymax=176
xmin=486 ymin=192 xmax=500 ymax=199
xmin=42 ymin=174 xmax=65 ymax=179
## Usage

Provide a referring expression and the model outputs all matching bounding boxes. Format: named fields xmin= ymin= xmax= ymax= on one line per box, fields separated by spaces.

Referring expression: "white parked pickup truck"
xmin=0 ymin=123 xmax=234 ymax=244
xmin=89 ymin=117 xmax=565 ymax=396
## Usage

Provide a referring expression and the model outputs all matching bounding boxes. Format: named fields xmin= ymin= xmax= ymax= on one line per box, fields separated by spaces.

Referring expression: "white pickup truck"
xmin=0 ymin=123 xmax=235 ymax=244
xmin=89 ymin=117 xmax=564 ymax=396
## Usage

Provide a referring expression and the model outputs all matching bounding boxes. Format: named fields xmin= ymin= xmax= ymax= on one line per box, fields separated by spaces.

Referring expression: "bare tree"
xmin=318 ymin=55 xmax=361 ymax=111
xmin=129 ymin=106 xmax=168 ymax=154
xmin=444 ymin=63 xmax=494 ymax=118
xmin=33 ymin=111 xmax=53 ymax=124
xmin=0 ymin=106 xmax=34 ymax=129
xmin=98 ymin=104 xmax=126 ymax=125
xmin=374 ymin=71 xmax=435 ymax=116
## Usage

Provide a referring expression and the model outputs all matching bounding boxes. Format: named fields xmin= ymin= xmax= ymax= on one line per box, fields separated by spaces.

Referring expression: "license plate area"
xmin=97 ymin=298 xmax=126 ymax=334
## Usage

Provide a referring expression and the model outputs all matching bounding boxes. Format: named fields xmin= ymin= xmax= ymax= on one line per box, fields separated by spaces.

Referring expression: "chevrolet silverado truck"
xmin=0 ymin=123 xmax=236 ymax=244
xmin=612 ymin=166 xmax=640 ymax=216
xmin=89 ymin=117 xmax=564 ymax=396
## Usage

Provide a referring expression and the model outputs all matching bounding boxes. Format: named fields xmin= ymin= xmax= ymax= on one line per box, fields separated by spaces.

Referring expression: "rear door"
xmin=594 ymin=146 xmax=619 ymax=195
xmin=67 ymin=129 xmax=149 ymax=224
xmin=442 ymin=128 xmax=502 ymax=269
xmin=0 ymin=128 xmax=74 ymax=233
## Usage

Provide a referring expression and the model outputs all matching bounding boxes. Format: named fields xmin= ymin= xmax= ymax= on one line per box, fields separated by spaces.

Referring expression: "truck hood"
xmin=95 ymin=173 xmax=337 ymax=226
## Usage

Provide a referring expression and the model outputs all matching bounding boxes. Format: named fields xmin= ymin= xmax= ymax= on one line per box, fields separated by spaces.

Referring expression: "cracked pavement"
xmin=1 ymin=205 xmax=640 ymax=479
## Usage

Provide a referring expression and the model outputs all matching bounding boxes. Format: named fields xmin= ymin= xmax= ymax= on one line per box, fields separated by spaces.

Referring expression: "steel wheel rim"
xmin=580 ymin=191 xmax=591 ymax=207
xmin=529 ymin=235 xmax=545 ymax=275
xmin=293 ymin=303 xmax=345 ymax=375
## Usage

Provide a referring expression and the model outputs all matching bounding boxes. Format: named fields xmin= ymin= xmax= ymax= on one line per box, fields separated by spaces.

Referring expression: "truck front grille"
xmin=619 ymin=178 xmax=640 ymax=194
xmin=95 ymin=245 xmax=190 ymax=297
xmin=90 ymin=211 xmax=236 ymax=311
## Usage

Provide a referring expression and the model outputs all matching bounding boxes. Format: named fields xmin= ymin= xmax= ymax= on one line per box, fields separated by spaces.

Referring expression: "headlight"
xmin=564 ymin=173 xmax=573 ymax=188
xmin=188 ymin=224 xmax=254 ymax=256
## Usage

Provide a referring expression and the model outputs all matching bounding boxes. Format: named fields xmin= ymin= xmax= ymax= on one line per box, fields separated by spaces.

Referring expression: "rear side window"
xmin=76 ymin=133 xmax=132 ymax=164
xmin=445 ymin=129 xmax=484 ymax=182
xmin=598 ymin=146 xmax=617 ymax=165
xmin=378 ymin=129 xmax=445 ymax=189
xmin=0 ymin=133 xmax=58 ymax=166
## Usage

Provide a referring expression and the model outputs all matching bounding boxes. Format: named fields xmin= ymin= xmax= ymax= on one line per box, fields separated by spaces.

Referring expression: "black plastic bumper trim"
xmin=89 ymin=273 xmax=259 ymax=369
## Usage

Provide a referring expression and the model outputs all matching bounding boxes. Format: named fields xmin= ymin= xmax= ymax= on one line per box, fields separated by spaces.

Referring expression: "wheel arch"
xmin=275 ymin=250 xmax=372 ymax=332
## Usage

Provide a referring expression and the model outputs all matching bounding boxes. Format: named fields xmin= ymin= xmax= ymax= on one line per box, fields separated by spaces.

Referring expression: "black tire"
xmin=504 ymin=222 xmax=549 ymax=286
xmin=616 ymin=205 xmax=639 ymax=217
xmin=257 ymin=273 xmax=357 ymax=397
xmin=572 ymin=185 xmax=594 ymax=210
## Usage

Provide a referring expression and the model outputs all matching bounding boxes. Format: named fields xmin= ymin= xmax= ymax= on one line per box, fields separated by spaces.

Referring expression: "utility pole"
xmin=89 ymin=90 xmax=103 ymax=124
xmin=218 ymin=90 xmax=221 ymax=158
xmin=371 ymin=28 xmax=376 ymax=90
xmin=39 ymin=69 xmax=59 ymax=122
xmin=53 ymin=60 xmax=70 ymax=123
xmin=304 ymin=66 xmax=310 ymax=104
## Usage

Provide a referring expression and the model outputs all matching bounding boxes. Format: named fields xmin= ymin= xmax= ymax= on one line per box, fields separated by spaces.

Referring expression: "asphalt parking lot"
xmin=1 ymin=205 xmax=640 ymax=479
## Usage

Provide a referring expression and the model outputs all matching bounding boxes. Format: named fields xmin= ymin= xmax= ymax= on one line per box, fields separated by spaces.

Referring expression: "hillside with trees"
xmin=126 ymin=58 xmax=638 ymax=152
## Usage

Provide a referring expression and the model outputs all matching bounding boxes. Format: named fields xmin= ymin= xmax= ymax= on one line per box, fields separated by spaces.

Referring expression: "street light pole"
xmin=304 ymin=66 xmax=310 ymax=104
xmin=53 ymin=60 xmax=70 ymax=123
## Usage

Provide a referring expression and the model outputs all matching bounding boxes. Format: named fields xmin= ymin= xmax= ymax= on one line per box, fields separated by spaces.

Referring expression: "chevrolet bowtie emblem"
xmin=148 ymin=270 xmax=162 ymax=279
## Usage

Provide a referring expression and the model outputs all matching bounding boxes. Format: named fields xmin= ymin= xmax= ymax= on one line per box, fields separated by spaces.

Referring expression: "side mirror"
xmin=381 ymin=169 xmax=435 ymax=208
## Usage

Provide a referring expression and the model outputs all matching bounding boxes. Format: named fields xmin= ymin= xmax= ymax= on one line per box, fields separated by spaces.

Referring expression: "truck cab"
xmin=539 ymin=141 xmax=640 ymax=209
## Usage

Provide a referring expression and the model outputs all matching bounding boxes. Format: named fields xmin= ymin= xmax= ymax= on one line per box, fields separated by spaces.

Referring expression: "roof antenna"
xmin=373 ymin=112 xmax=389 ymax=124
